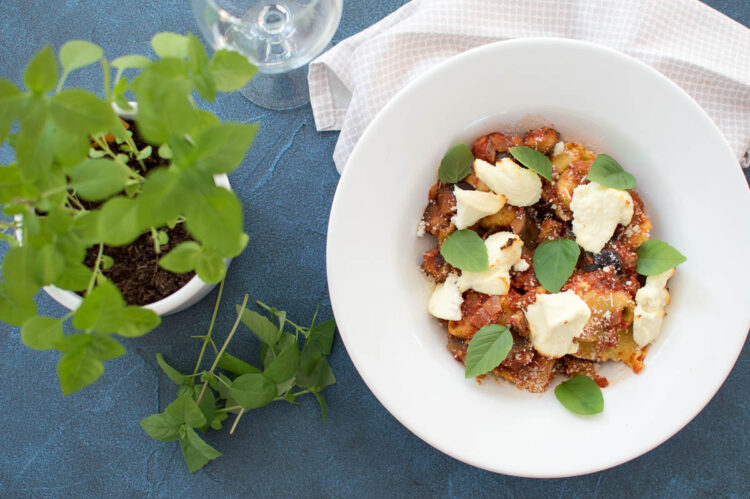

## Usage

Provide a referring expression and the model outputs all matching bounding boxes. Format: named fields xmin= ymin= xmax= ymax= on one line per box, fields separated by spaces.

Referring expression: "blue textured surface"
xmin=0 ymin=1 xmax=748 ymax=497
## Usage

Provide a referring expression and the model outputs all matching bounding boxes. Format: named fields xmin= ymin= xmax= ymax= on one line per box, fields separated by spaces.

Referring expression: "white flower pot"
xmin=36 ymin=102 xmax=231 ymax=316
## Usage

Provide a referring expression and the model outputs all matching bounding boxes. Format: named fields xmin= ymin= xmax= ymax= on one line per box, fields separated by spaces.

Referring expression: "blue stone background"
xmin=0 ymin=0 xmax=747 ymax=496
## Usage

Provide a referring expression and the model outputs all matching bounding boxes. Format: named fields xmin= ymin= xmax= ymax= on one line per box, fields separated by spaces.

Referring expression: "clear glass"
xmin=192 ymin=0 xmax=343 ymax=110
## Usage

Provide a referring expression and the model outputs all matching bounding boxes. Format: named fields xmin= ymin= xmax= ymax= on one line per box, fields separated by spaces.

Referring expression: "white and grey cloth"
xmin=308 ymin=0 xmax=750 ymax=173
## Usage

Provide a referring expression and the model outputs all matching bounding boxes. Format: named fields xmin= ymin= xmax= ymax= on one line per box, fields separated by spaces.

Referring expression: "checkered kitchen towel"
xmin=308 ymin=0 xmax=750 ymax=173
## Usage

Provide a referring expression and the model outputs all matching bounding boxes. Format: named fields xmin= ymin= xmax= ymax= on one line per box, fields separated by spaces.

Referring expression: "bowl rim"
xmin=326 ymin=37 xmax=750 ymax=477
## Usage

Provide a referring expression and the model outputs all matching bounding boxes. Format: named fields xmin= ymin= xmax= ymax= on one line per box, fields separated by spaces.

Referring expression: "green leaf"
xmin=586 ymin=154 xmax=636 ymax=189
xmin=50 ymin=89 xmax=118 ymax=135
xmin=71 ymin=210 xmax=101 ymax=245
xmin=0 ymin=282 xmax=37 ymax=327
xmin=217 ymin=352 xmax=260 ymax=375
xmin=439 ymin=229 xmax=489 ymax=272
xmin=159 ymin=241 xmax=201 ymax=273
xmin=195 ymin=248 xmax=226 ymax=283
xmin=264 ymin=338 xmax=300 ymax=385
xmin=59 ymin=40 xmax=103 ymax=73
xmin=193 ymin=122 xmax=259 ymax=174
xmin=24 ymin=46 xmax=57 ymax=93
xmin=180 ymin=427 xmax=221 ymax=473
xmin=71 ymin=158 xmax=130 ymax=201
xmin=111 ymin=54 xmax=152 ymax=70
xmin=57 ymin=350 xmax=104 ymax=395
xmin=99 ymin=196 xmax=144 ymax=246
xmin=3 ymin=246 xmax=39 ymax=300
xmin=187 ymin=33 xmax=215 ymax=102
xmin=33 ymin=244 xmax=64 ymax=285
xmin=636 ymin=240 xmax=686 ymax=276
xmin=464 ymin=324 xmax=513 ymax=378
xmin=87 ymin=334 xmax=126 ymax=361
xmin=140 ymin=413 xmax=181 ymax=442
xmin=229 ymin=373 xmax=277 ymax=410
xmin=152 ymin=32 xmax=189 ymax=59
xmin=118 ymin=306 xmax=161 ymax=337
xmin=137 ymin=168 xmax=190 ymax=227
xmin=509 ymin=145 xmax=553 ymax=181
xmin=438 ymin=143 xmax=473 ymax=184
xmin=305 ymin=320 xmax=335 ymax=356
xmin=295 ymin=356 xmax=336 ymax=390
xmin=72 ymin=280 xmax=125 ymax=333
xmin=156 ymin=353 xmax=189 ymax=385
xmin=53 ymin=126 xmax=90 ymax=166
xmin=208 ymin=50 xmax=258 ymax=92
xmin=0 ymin=165 xmax=24 ymax=203
xmin=53 ymin=262 xmax=93 ymax=292
xmin=136 ymin=145 xmax=152 ymax=161
xmin=15 ymin=98 xmax=52 ymax=181
xmin=165 ymin=394 xmax=207 ymax=428
xmin=0 ymin=79 xmax=25 ymax=142
xmin=237 ymin=307 xmax=279 ymax=345
xmin=533 ymin=239 xmax=580 ymax=293
xmin=185 ymin=186 xmax=245 ymax=256
xmin=554 ymin=375 xmax=604 ymax=415
xmin=196 ymin=386 xmax=216 ymax=431
xmin=101 ymin=255 xmax=114 ymax=270
xmin=21 ymin=316 xmax=64 ymax=350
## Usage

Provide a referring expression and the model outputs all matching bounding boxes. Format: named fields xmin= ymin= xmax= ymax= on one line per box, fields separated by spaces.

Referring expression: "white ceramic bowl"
xmin=41 ymin=103 xmax=230 ymax=316
xmin=326 ymin=38 xmax=750 ymax=477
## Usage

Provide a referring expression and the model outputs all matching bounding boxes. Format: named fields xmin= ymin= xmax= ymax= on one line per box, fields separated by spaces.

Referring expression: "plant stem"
xmin=256 ymin=301 xmax=307 ymax=332
xmin=195 ymin=293 xmax=249 ymax=406
xmin=101 ymin=58 xmax=111 ymax=102
xmin=229 ymin=409 xmax=245 ymax=434
xmin=192 ymin=278 xmax=225 ymax=376
xmin=150 ymin=227 xmax=161 ymax=255
xmin=84 ymin=244 xmax=104 ymax=296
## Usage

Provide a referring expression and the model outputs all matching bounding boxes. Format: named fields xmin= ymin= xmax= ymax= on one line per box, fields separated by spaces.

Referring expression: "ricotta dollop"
xmin=459 ymin=232 xmax=523 ymax=296
xmin=427 ymin=273 xmax=463 ymax=321
xmin=452 ymin=187 xmax=505 ymax=230
xmin=474 ymin=158 xmax=542 ymax=207
xmin=570 ymin=182 xmax=634 ymax=253
xmin=525 ymin=291 xmax=592 ymax=358
xmin=633 ymin=268 xmax=675 ymax=347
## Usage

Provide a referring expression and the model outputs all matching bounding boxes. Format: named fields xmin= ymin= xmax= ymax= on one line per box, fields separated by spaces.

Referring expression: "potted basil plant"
xmin=0 ymin=32 xmax=258 ymax=395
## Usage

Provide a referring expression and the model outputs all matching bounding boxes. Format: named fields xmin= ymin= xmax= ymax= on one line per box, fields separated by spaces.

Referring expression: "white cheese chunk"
xmin=416 ymin=220 xmax=426 ymax=237
xmin=512 ymin=259 xmax=530 ymax=272
xmin=428 ymin=273 xmax=463 ymax=321
xmin=474 ymin=157 xmax=542 ymax=207
xmin=452 ymin=187 xmax=505 ymax=230
xmin=459 ymin=232 xmax=523 ymax=296
xmin=633 ymin=268 xmax=675 ymax=347
xmin=552 ymin=141 xmax=565 ymax=157
xmin=570 ymin=182 xmax=634 ymax=253
xmin=525 ymin=291 xmax=592 ymax=358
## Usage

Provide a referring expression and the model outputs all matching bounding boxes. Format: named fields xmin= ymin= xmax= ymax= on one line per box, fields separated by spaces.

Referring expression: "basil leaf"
xmin=72 ymin=280 xmax=126 ymax=333
xmin=636 ymin=239 xmax=686 ymax=276
xmin=236 ymin=307 xmax=279 ymax=345
xmin=165 ymin=394 xmax=207 ymax=428
xmin=57 ymin=350 xmax=104 ymax=395
xmin=159 ymin=241 xmax=202 ymax=273
xmin=209 ymin=50 xmax=258 ymax=92
xmin=229 ymin=373 xmax=277 ymax=410
xmin=263 ymin=338 xmax=300 ymax=385
xmin=464 ymin=324 xmax=513 ymax=378
xmin=554 ymin=375 xmax=604 ymax=415
xmin=111 ymin=54 xmax=152 ymax=70
xmin=439 ymin=229 xmax=489 ymax=272
xmin=140 ymin=413 xmax=181 ymax=442
xmin=180 ymin=427 xmax=221 ymax=473
xmin=99 ymin=197 xmax=143 ymax=246
xmin=151 ymin=32 xmax=189 ymax=59
xmin=24 ymin=46 xmax=57 ymax=93
xmin=533 ymin=239 xmax=580 ymax=293
xmin=156 ymin=353 xmax=190 ymax=385
xmin=508 ymin=146 xmax=553 ymax=181
xmin=216 ymin=352 xmax=260 ymax=375
xmin=118 ymin=306 xmax=160 ymax=338
xmin=71 ymin=158 xmax=130 ymax=202
xmin=50 ymin=89 xmax=119 ymax=135
xmin=59 ymin=40 xmax=103 ymax=74
xmin=438 ymin=144 xmax=473 ymax=184
xmin=586 ymin=154 xmax=636 ymax=189
xmin=21 ymin=316 xmax=64 ymax=350
xmin=305 ymin=320 xmax=336 ymax=356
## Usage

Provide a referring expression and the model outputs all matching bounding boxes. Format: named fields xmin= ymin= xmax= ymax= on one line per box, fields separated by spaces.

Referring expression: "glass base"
xmin=240 ymin=64 xmax=311 ymax=111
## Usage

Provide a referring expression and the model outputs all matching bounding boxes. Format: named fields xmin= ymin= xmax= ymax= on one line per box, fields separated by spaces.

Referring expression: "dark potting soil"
xmin=78 ymin=119 xmax=196 ymax=306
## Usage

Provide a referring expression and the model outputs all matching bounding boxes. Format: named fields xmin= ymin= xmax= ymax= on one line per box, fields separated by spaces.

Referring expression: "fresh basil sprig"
xmin=439 ymin=229 xmax=489 ymax=272
xmin=554 ymin=375 xmax=604 ymax=415
xmin=636 ymin=239 xmax=686 ymax=275
xmin=141 ymin=286 xmax=337 ymax=473
xmin=587 ymin=154 xmax=636 ymax=189
xmin=438 ymin=143 xmax=474 ymax=184
xmin=465 ymin=324 xmax=513 ymax=378
xmin=509 ymin=145 xmax=553 ymax=181
xmin=533 ymin=239 xmax=580 ymax=293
